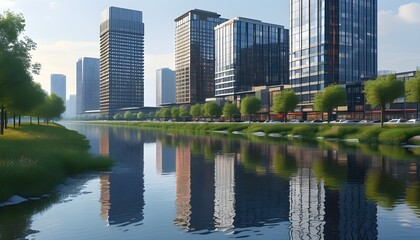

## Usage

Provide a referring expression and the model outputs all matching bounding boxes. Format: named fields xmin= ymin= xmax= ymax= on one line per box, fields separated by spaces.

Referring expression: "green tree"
xmin=314 ymin=85 xmax=347 ymax=123
xmin=137 ymin=112 xmax=145 ymax=120
xmin=179 ymin=106 xmax=190 ymax=121
xmin=190 ymin=103 xmax=202 ymax=121
xmin=0 ymin=11 xmax=40 ymax=134
xmin=240 ymin=96 xmax=261 ymax=121
xmin=171 ymin=107 xmax=180 ymax=120
xmin=222 ymin=102 xmax=239 ymax=122
xmin=203 ymin=101 xmax=222 ymax=122
xmin=159 ymin=108 xmax=171 ymax=120
xmin=33 ymin=94 xmax=65 ymax=124
xmin=364 ymin=74 xmax=404 ymax=127
xmin=405 ymin=72 xmax=420 ymax=118
xmin=113 ymin=113 xmax=123 ymax=120
xmin=273 ymin=89 xmax=299 ymax=122
xmin=124 ymin=111 xmax=133 ymax=120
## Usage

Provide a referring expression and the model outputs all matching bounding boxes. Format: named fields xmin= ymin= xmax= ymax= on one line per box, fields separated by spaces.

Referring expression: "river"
xmin=1 ymin=123 xmax=420 ymax=239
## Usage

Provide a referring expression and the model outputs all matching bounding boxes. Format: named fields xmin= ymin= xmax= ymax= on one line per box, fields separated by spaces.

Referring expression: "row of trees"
xmin=0 ymin=11 xmax=65 ymax=135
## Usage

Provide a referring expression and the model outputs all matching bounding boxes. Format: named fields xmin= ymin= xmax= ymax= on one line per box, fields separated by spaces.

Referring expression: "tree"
xmin=405 ymin=72 xmax=420 ymax=119
xmin=223 ymin=102 xmax=240 ymax=122
xmin=179 ymin=106 xmax=190 ymax=121
xmin=364 ymin=74 xmax=404 ymax=127
xmin=171 ymin=107 xmax=180 ymax=121
xmin=203 ymin=101 xmax=222 ymax=122
xmin=113 ymin=113 xmax=123 ymax=120
xmin=124 ymin=111 xmax=133 ymax=120
xmin=240 ymin=96 xmax=261 ymax=121
xmin=190 ymin=103 xmax=202 ymax=121
xmin=137 ymin=112 xmax=145 ymax=120
xmin=159 ymin=108 xmax=171 ymax=120
xmin=314 ymin=85 xmax=347 ymax=123
xmin=273 ymin=89 xmax=299 ymax=122
xmin=0 ymin=11 xmax=41 ymax=134
xmin=32 ymin=94 xmax=65 ymax=124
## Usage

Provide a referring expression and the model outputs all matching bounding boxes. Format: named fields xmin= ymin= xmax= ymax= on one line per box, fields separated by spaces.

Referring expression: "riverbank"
xmin=0 ymin=123 xmax=113 ymax=203
xmin=90 ymin=121 xmax=420 ymax=146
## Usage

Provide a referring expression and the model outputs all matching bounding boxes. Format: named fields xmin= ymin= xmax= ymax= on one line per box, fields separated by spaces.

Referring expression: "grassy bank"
xmin=0 ymin=123 xmax=113 ymax=202
xmin=95 ymin=121 xmax=420 ymax=145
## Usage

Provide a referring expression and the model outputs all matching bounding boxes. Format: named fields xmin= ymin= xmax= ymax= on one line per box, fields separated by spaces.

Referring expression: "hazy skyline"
xmin=1 ymin=0 xmax=419 ymax=106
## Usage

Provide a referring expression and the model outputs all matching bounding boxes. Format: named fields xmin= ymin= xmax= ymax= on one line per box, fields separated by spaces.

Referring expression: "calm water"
xmin=1 ymin=123 xmax=420 ymax=240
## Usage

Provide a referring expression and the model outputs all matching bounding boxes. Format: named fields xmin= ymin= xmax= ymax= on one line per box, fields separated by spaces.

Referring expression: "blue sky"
xmin=1 ymin=0 xmax=419 ymax=106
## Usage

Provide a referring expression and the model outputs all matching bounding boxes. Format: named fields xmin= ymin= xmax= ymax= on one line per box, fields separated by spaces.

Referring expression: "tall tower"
xmin=100 ymin=6 xmax=144 ymax=117
xmin=290 ymin=0 xmax=377 ymax=115
xmin=156 ymin=68 xmax=176 ymax=106
xmin=175 ymin=9 xmax=226 ymax=104
xmin=214 ymin=17 xmax=289 ymax=100
xmin=50 ymin=74 xmax=66 ymax=102
xmin=76 ymin=57 xmax=100 ymax=114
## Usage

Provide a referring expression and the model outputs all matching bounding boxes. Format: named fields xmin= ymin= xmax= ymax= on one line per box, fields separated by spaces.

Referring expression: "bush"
xmin=320 ymin=126 xmax=360 ymax=139
xmin=291 ymin=125 xmax=317 ymax=138
xmin=357 ymin=127 xmax=383 ymax=144
xmin=378 ymin=128 xmax=420 ymax=145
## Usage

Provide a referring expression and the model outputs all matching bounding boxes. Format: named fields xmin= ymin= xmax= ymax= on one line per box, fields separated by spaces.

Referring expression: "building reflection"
xmin=156 ymin=139 xmax=176 ymax=175
xmin=99 ymin=127 xmax=145 ymax=226
xmin=174 ymin=145 xmax=191 ymax=228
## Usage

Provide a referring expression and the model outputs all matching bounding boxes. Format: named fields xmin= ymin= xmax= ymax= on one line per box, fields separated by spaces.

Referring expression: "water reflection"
xmin=98 ymin=127 xmax=145 ymax=227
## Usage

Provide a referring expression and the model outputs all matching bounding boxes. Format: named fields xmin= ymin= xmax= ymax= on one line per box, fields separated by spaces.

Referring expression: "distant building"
xmin=100 ymin=6 xmax=145 ymax=117
xmin=156 ymin=68 xmax=176 ymax=106
xmin=77 ymin=57 xmax=100 ymax=114
xmin=214 ymin=17 xmax=289 ymax=100
xmin=50 ymin=74 xmax=66 ymax=102
xmin=175 ymin=9 xmax=227 ymax=104
xmin=377 ymin=70 xmax=396 ymax=76
xmin=290 ymin=0 xmax=377 ymax=119
xmin=65 ymin=94 xmax=77 ymax=116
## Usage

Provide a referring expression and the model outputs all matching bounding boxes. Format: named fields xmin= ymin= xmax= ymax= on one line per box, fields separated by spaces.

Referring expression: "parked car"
xmin=310 ymin=119 xmax=323 ymax=123
xmin=369 ymin=120 xmax=381 ymax=123
xmin=359 ymin=120 xmax=369 ymax=123
xmin=385 ymin=119 xmax=407 ymax=124
xmin=289 ymin=119 xmax=303 ymax=123
xmin=341 ymin=119 xmax=359 ymax=123
xmin=407 ymin=119 xmax=420 ymax=124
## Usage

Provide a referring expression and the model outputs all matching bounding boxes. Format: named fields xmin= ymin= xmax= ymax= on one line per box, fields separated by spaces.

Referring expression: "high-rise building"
xmin=175 ymin=9 xmax=227 ymax=104
xmin=290 ymin=0 xmax=377 ymax=116
xmin=156 ymin=68 xmax=176 ymax=106
xmin=65 ymin=94 xmax=77 ymax=117
xmin=214 ymin=17 xmax=289 ymax=100
xmin=76 ymin=57 xmax=100 ymax=114
xmin=50 ymin=74 xmax=66 ymax=102
xmin=100 ymin=6 xmax=144 ymax=117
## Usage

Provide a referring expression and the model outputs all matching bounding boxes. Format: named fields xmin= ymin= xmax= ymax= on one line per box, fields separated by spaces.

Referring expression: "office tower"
xmin=100 ymin=6 xmax=144 ymax=117
xmin=175 ymin=9 xmax=227 ymax=104
xmin=76 ymin=57 xmax=100 ymax=114
xmin=156 ymin=68 xmax=176 ymax=106
xmin=290 ymin=0 xmax=377 ymax=115
xmin=214 ymin=17 xmax=289 ymax=99
xmin=50 ymin=74 xmax=66 ymax=102
xmin=65 ymin=94 xmax=77 ymax=116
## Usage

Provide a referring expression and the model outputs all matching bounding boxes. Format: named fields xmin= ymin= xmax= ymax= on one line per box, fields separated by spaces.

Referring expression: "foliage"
xmin=314 ymin=85 xmax=347 ymax=123
xmin=240 ymin=96 xmax=261 ymax=118
xmin=273 ymin=89 xmax=299 ymax=122
xmin=158 ymin=108 xmax=171 ymax=119
xmin=136 ymin=112 xmax=145 ymax=120
xmin=203 ymin=101 xmax=222 ymax=119
xmin=171 ymin=107 xmax=180 ymax=119
xmin=405 ymin=72 xmax=420 ymax=118
xmin=190 ymin=104 xmax=202 ymax=120
xmin=223 ymin=102 xmax=240 ymax=121
xmin=113 ymin=113 xmax=123 ymax=120
xmin=179 ymin=106 xmax=190 ymax=119
xmin=31 ymin=94 xmax=65 ymax=122
xmin=124 ymin=111 xmax=133 ymax=120
xmin=364 ymin=74 xmax=404 ymax=127
xmin=320 ymin=126 xmax=360 ymax=139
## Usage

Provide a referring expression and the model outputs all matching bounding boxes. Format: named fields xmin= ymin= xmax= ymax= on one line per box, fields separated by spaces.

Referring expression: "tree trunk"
xmin=417 ymin=102 xmax=419 ymax=119
xmin=4 ymin=111 xmax=8 ymax=129
xmin=30 ymin=116 xmax=32 ymax=124
xmin=37 ymin=116 xmax=40 ymax=125
xmin=0 ymin=104 xmax=4 ymax=135
xmin=13 ymin=113 xmax=16 ymax=128
xmin=285 ymin=111 xmax=288 ymax=123
xmin=381 ymin=105 xmax=385 ymax=128
xmin=19 ymin=115 xmax=21 ymax=127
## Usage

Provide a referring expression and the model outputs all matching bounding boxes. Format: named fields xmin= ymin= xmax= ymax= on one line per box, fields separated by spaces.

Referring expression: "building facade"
xmin=65 ymin=94 xmax=77 ymax=117
xmin=100 ymin=6 xmax=145 ymax=117
xmin=156 ymin=68 xmax=176 ymax=106
xmin=50 ymin=74 xmax=66 ymax=102
xmin=175 ymin=9 xmax=226 ymax=104
xmin=290 ymin=0 xmax=377 ymax=117
xmin=214 ymin=17 xmax=289 ymax=100
xmin=77 ymin=57 xmax=100 ymax=114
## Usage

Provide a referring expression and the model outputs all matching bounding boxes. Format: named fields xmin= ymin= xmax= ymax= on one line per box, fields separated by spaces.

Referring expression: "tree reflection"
xmin=365 ymin=170 xmax=405 ymax=209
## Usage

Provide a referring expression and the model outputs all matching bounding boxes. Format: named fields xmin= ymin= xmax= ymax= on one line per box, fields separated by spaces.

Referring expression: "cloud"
xmin=49 ymin=1 xmax=59 ymax=10
xmin=398 ymin=3 xmax=420 ymax=24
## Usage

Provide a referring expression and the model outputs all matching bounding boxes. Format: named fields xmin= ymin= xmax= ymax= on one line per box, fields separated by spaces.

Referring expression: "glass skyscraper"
xmin=76 ymin=57 xmax=100 ymax=114
xmin=156 ymin=68 xmax=176 ymax=106
xmin=290 ymin=0 xmax=377 ymax=115
xmin=50 ymin=74 xmax=66 ymax=102
xmin=100 ymin=7 xmax=144 ymax=117
xmin=175 ymin=9 xmax=227 ymax=104
xmin=214 ymin=17 xmax=289 ymax=99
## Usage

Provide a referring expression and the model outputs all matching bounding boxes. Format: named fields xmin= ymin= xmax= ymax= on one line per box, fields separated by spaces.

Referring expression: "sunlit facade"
xmin=100 ymin=7 xmax=144 ymax=117
xmin=175 ymin=9 xmax=226 ymax=104
xmin=215 ymin=17 xmax=289 ymax=100
xmin=290 ymin=0 xmax=377 ymax=114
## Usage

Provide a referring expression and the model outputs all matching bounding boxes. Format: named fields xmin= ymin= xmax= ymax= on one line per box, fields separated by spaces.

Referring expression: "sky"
xmin=1 ymin=0 xmax=420 ymax=106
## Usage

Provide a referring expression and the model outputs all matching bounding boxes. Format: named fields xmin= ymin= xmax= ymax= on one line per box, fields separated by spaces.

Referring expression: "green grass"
xmin=0 ymin=123 xmax=113 ymax=202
